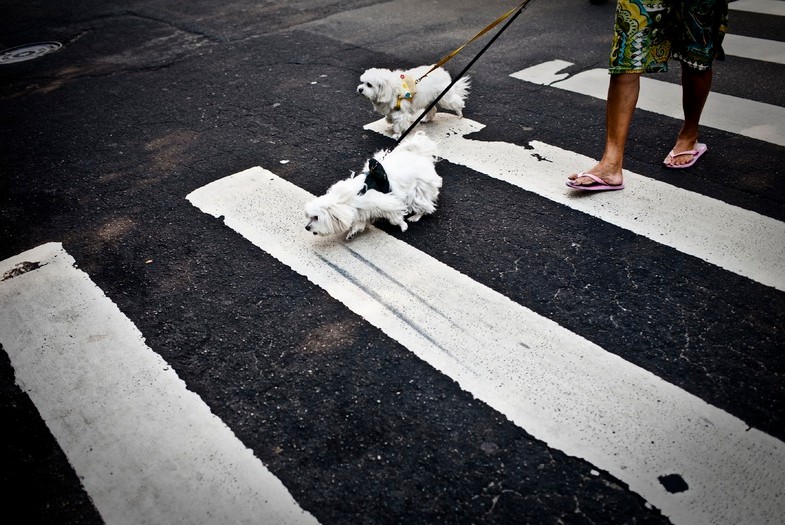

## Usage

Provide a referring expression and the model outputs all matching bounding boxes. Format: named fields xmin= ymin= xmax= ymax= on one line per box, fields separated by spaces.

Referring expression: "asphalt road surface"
xmin=1 ymin=1 xmax=784 ymax=524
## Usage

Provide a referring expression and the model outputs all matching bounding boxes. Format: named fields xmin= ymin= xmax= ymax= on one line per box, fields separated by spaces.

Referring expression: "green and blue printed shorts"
xmin=609 ymin=0 xmax=729 ymax=73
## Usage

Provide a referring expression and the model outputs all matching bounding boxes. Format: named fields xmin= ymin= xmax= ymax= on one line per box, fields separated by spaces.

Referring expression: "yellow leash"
xmin=394 ymin=0 xmax=537 ymax=145
xmin=416 ymin=0 xmax=535 ymax=84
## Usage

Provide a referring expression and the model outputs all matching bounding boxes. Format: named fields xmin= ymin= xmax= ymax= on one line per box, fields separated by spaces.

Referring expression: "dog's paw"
xmin=399 ymin=222 xmax=409 ymax=232
xmin=407 ymin=214 xmax=423 ymax=223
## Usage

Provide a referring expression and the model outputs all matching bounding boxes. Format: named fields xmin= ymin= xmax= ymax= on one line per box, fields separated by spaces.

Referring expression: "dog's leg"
xmin=388 ymin=214 xmax=408 ymax=232
xmin=421 ymin=107 xmax=438 ymax=123
xmin=439 ymin=96 xmax=464 ymax=118
xmin=407 ymin=198 xmax=436 ymax=222
xmin=346 ymin=222 xmax=367 ymax=240
xmin=382 ymin=114 xmax=395 ymax=134
xmin=391 ymin=117 xmax=406 ymax=140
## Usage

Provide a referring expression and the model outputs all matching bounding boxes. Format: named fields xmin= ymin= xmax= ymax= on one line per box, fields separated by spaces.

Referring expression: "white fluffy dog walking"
xmin=304 ymin=132 xmax=442 ymax=240
xmin=357 ymin=65 xmax=470 ymax=139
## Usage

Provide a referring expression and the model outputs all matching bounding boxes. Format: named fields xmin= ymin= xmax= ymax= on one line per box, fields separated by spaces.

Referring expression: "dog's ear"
xmin=326 ymin=203 xmax=356 ymax=232
xmin=375 ymin=77 xmax=394 ymax=105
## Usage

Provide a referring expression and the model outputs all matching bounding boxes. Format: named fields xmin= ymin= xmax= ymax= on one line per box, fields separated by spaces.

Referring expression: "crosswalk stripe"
xmin=365 ymin=114 xmax=785 ymax=292
xmin=511 ymin=60 xmax=785 ymax=147
xmin=0 ymin=243 xmax=319 ymax=525
xmin=724 ymin=33 xmax=785 ymax=64
xmin=188 ymin=168 xmax=785 ymax=525
xmin=729 ymin=0 xmax=785 ymax=16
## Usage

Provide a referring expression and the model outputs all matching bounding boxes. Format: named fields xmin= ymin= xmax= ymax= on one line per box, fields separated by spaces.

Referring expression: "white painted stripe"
xmin=511 ymin=60 xmax=785 ymax=147
xmin=0 ymin=243 xmax=319 ymax=525
xmin=187 ymin=168 xmax=785 ymax=525
xmin=368 ymin=114 xmax=785 ymax=292
xmin=724 ymin=33 xmax=785 ymax=64
xmin=729 ymin=0 xmax=785 ymax=16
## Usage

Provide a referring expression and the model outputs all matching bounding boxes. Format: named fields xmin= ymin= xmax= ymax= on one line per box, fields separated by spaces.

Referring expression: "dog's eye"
xmin=365 ymin=82 xmax=372 ymax=88
xmin=311 ymin=216 xmax=318 ymax=221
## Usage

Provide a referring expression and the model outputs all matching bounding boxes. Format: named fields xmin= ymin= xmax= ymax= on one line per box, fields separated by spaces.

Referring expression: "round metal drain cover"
xmin=0 ymin=42 xmax=62 ymax=64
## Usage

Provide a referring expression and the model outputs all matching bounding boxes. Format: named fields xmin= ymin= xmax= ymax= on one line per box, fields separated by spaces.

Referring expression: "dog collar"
xmin=394 ymin=73 xmax=417 ymax=110
xmin=357 ymin=158 xmax=391 ymax=195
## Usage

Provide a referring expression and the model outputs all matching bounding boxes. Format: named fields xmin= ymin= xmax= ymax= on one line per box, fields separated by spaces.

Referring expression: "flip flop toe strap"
xmin=669 ymin=149 xmax=698 ymax=158
xmin=576 ymin=173 xmax=605 ymax=185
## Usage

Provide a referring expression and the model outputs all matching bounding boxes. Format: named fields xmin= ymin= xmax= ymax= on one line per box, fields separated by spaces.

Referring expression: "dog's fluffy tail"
xmin=447 ymin=75 xmax=471 ymax=100
xmin=395 ymin=131 xmax=439 ymax=160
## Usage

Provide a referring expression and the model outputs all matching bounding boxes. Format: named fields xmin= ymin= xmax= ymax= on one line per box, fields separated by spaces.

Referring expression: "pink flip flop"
xmin=566 ymin=173 xmax=625 ymax=191
xmin=663 ymin=142 xmax=707 ymax=169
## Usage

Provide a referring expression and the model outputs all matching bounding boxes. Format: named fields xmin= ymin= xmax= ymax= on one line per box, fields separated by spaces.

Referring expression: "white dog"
xmin=356 ymin=65 xmax=470 ymax=139
xmin=304 ymin=132 xmax=442 ymax=240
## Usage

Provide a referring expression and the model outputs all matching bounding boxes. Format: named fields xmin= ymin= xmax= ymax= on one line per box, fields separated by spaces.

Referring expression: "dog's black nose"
xmin=305 ymin=225 xmax=311 ymax=231
xmin=357 ymin=86 xmax=363 ymax=93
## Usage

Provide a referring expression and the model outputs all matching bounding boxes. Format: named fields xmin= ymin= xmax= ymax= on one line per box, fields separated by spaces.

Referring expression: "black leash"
xmin=394 ymin=0 xmax=536 ymax=146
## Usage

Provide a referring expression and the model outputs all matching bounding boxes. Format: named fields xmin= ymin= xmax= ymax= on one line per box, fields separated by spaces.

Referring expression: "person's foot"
xmin=567 ymin=165 xmax=623 ymax=187
xmin=664 ymin=136 xmax=700 ymax=167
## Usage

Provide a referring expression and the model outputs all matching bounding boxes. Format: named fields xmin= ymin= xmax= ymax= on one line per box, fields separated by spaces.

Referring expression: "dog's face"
xmin=356 ymin=68 xmax=394 ymax=106
xmin=304 ymin=206 xmax=337 ymax=236
xmin=304 ymin=181 xmax=358 ymax=236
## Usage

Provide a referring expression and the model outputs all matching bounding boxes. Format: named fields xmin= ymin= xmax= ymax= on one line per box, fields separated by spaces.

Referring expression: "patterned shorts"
xmin=609 ymin=0 xmax=729 ymax=74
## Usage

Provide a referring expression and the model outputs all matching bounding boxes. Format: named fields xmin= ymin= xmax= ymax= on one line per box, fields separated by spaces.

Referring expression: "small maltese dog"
xmin=305 ymin=132 xmax=442 ymax=240
xmin=357 ymin=65 xmax=470 ymax=139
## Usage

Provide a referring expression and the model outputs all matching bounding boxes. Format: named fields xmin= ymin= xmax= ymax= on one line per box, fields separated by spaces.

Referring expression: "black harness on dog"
xmin=357 ymin=158 xmax=391 ymax=195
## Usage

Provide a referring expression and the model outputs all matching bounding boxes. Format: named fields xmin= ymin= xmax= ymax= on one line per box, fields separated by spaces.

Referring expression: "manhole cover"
xmin=0 ymin=42 xmax=62 ymax=64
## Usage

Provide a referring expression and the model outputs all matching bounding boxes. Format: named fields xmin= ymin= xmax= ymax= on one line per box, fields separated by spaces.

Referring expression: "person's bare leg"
xmin=569 ymin=72 xmax=640 ymax=186
xmin=664 ymin=64 xmax=712 ymax=166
